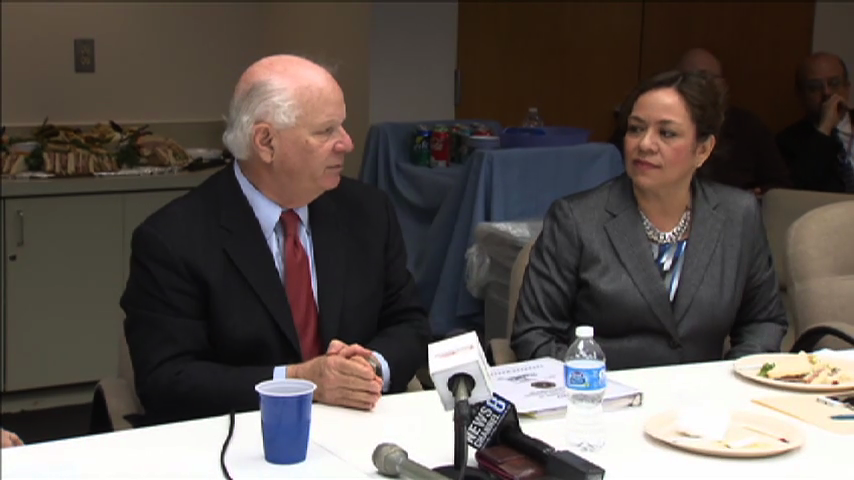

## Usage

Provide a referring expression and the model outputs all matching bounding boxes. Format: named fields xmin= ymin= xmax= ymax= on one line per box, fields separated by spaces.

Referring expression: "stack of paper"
xmin=489 ymin=357 xmax=643 ymax=418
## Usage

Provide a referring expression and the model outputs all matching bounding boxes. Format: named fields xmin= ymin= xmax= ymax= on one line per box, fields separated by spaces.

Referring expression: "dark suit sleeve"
xmin=726 ymin=199 xmax=788 ymax=359
xmin=122 ymin=224 xmax=273 ymax=422
xmin=511 ymin=199 xmax=579 ymax=361
xmin=747 ymin=116 xmax=792 ymax=191
xmin=777 ymin=127 xmax=842 ymax=191
xmin=365 ymin=196 xmax=430 ymax=393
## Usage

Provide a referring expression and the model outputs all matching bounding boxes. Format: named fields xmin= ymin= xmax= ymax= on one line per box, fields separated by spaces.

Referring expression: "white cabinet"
xmin=0 ymin=169 xmax=215 ymax=394
xmin=3 ymin=195 xmax=124 ymax=391
xmin=1 ymin=200 xmax=6 ymax=390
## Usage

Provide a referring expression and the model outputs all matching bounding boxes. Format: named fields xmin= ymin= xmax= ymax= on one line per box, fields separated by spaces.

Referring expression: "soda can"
xmin=451 ymin=124 xmax=471 ymax=164
xmin=430 ymin=126 xmax=451 ymax=168
xmin=471 ymin=123 xmax=493 ymax=136
xmin=411 ymin=125 xmax=431 ymax=166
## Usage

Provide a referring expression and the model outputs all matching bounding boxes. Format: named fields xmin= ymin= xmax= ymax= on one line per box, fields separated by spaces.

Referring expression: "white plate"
xmin=184 ymin=148 xmax=222 ymax=160
xmin=645 ymin=409 xmax=804 ymax=458
xmin=733 ymin=353 xmax=854 ymax=392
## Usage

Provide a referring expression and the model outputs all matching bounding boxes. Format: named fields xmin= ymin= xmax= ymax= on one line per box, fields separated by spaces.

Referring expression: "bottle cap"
xmin=575 ymin=325 xmax=594 ymax=338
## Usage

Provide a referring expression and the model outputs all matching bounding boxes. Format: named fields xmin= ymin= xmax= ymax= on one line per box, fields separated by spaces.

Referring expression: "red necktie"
xmin=281 ymin=210 xmax=322 ymax=360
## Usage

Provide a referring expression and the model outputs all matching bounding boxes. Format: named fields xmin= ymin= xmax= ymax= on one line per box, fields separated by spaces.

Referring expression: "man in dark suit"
xmin=777 ymin=52 xmax=854 ymax=193
xmin=121 ymin=55 xmax=430 ymax=425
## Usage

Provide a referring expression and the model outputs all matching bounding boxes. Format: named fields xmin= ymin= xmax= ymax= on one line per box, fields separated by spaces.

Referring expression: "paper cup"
xmin=255 ymin=379 xmax=317 ymax=464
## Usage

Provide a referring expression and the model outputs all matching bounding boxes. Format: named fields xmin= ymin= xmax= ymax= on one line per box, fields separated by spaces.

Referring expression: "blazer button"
xmin=668 ymin=339 xmax=681 ymax=349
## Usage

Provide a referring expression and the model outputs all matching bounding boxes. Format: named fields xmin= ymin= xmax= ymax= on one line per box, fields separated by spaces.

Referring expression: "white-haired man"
xmin=121 ymin=55 xmax=430 ymax=425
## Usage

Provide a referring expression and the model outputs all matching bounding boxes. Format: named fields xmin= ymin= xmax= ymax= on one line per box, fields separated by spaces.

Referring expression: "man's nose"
xmin=337 ymin=129 xmax=354 ymax=153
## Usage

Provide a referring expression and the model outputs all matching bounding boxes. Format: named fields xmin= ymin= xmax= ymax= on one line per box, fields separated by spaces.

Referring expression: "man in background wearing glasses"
xmin=777 ymin=52 xmax=854 ymax=193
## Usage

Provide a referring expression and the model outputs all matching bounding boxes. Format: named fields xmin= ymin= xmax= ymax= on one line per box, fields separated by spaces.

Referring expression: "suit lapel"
xmin=603 ymin=177 xmax=679 ymax=340
xmin=308 ymin=193 xmax=346 ymax=346
xmin=217 ymin=168 xmax=302 ymax=355
xmin=672 ymin=180 xmax=724 ymax=323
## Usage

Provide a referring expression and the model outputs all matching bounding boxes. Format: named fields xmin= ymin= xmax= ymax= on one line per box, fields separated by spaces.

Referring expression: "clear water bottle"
xmin=522 ymin=107 xmax=544 ymax=128
xmin=564 ymin=325 xmax=606 ymax=452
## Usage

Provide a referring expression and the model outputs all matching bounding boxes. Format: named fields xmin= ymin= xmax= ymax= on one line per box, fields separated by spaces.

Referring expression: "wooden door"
xmin=639 ymin=1 xmax=816 ymax=133
xmin=456 ymin=2 xmax=645 ymax=141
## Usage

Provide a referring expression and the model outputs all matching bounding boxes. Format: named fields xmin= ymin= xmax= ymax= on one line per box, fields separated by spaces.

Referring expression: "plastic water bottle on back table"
xmin=564 ymin=325 xmax=606 ymax=452
xmin=522 ymin=107 xmax=544 ymax=128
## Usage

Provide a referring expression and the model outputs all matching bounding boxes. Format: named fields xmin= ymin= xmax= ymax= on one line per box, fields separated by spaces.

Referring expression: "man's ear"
xmin=251 ymin=123 xmax=276 ymax=164
xmin=694 ymin=134 xmax=716 ymax=169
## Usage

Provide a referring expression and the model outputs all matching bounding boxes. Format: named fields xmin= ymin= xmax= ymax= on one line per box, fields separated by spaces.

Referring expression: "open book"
xmin=489 ymin=357 xmax=643 ymax=418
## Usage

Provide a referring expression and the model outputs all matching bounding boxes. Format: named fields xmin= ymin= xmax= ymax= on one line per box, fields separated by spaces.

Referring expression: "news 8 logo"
xmin=486 ymin=395 xmax=507 ymax=413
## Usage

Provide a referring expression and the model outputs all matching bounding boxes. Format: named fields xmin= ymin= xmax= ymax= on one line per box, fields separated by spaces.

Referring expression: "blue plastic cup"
xmin=255 ymin=379 xmax=317 ymax=464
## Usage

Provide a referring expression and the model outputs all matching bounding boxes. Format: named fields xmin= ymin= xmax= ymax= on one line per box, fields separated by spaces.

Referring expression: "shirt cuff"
xmin=373 ymin=351 xmax=391 ymax=393
xmin=273 ymin=365 xmax=287 ymax=379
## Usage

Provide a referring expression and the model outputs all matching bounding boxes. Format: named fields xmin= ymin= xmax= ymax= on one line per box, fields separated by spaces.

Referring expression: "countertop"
xmin=1 ymin=168 xmax=222 ymax=198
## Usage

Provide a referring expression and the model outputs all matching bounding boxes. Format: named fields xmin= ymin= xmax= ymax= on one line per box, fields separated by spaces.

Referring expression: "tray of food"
xmin=1 ymin=120 xmax=197 ymax=179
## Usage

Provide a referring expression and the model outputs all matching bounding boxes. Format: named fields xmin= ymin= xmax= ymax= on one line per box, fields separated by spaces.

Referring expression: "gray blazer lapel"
xmin=603 ymin=177 xmax=679 ymax=340
xmin=672 ymin=180 xmax=725 ymax=323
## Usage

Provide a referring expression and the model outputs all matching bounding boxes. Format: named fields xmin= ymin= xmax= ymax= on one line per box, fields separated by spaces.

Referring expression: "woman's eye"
xmin=660 ymin=130 xmax=676 ymax=138
xmin=627 ymin=125 xmax=643 ymax=134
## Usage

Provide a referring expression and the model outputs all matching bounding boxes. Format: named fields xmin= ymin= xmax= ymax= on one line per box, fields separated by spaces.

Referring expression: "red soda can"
xmin=430 ymin=126 xmax=451 ymax=167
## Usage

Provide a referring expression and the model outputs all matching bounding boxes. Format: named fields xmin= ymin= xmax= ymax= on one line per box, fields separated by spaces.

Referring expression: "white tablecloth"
xmin=3 ymin=350 xmax=852 ymax=479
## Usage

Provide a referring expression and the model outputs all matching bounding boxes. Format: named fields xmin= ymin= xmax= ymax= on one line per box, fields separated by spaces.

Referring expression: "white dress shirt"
xmin=836 ymin=113 xmax=854 ymax=171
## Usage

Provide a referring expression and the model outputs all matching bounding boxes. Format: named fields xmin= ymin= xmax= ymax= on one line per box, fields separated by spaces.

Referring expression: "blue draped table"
xmin=359 ymin=122 xmax=625 ymax=336
xmin=358 ymin=120 xmax=502 ymax=273
xmin=413 ymin=143 xmax=626 ymax=336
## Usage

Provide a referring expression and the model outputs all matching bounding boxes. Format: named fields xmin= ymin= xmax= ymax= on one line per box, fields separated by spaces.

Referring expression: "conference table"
xmin=3 ymin=351 xmax=851 ymax=479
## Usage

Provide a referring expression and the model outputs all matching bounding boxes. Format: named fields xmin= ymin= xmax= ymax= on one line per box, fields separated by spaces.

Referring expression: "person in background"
xmin=611 ymin=48 xmax=791 ymax=196
xmin=121 ymin=54 xmax=430 ymax=425
xmin=677 ymin=48 xmax=792 ymax=196
xmin=2 ymin=428 xmax=23 ymax=448
xmin=512 ymin=70 xmax=787 ymax=370
xmin=777 ymin=52 xmax=853 ymax=193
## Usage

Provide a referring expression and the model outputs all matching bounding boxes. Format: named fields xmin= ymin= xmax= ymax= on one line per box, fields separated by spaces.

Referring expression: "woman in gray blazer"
xmin=511 ymin=70 xmax=788 ymax=370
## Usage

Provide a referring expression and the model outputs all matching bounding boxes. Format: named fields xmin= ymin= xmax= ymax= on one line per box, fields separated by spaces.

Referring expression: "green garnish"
xmin=758 ymin=362 xmax=775 ymax=378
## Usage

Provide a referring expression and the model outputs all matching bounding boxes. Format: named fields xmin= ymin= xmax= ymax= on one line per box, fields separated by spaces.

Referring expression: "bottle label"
xmin=565 ymin=364 xmax=606 ymax=391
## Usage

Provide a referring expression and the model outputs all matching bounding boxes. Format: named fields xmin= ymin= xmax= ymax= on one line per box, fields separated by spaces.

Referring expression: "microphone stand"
xmin=433 ymin=375 xmax=491 ymax=480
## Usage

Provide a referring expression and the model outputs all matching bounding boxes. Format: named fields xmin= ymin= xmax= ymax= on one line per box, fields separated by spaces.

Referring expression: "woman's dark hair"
xmin=617 ymin=70 xmax=728 ymax=143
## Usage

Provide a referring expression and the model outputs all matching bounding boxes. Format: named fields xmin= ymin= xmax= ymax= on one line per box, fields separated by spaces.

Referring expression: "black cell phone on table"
xmin=818 ymin=393 xmax=854 ymax=410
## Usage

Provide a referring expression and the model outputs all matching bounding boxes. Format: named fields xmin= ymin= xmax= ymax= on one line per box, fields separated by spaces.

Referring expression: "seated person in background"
xmin=512 ymin=70 xmax=787 ymax=370
xmin=777 ymin=52 xmax=853 ymax=193
xmin=610 ymin=48 xmax=791 ymax=196
xmin=122 ymin=54 xmax=430 ymax=425
xmin=2 ymin=428 xmax=23 ymax=448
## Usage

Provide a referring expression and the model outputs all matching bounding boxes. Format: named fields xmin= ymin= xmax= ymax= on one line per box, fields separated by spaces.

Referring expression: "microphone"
xmin=466 ymin=393 xmax=554 ymax=463
xmin=428 ymin=331 xmax=494 ymax=479
xmin=467 ymin=393 xmax=606 ymax=480
xmin=372 ymin=443 xmax=451 ymax=480
xmin=428 ymin=331 xmax=493 ymax=411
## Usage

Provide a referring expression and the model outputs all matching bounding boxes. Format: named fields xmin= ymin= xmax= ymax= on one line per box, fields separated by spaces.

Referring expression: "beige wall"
xmin=813 ymin=2 xmax=854 ymax=103
xmin=0 ymin=2 xmax=430 ymax=178
xmin=262 ymin=2 xmax=372 ymax=178
xmin=369 ymin=3 xmax=457 ymax=124
xmin=1 ymin=2 xmax=268 ymax=126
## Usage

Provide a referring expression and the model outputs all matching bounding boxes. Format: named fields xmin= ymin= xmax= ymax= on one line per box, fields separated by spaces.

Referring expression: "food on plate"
xmin=675 ymin=406 xmax=730 ymax=441
xmin=137 ymin=135 xmax=190 ymax=167
xmin=2 ymin=119 xmax=191 ymax=177
xmin=758 ymin=352 xmax=852 ymax=385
